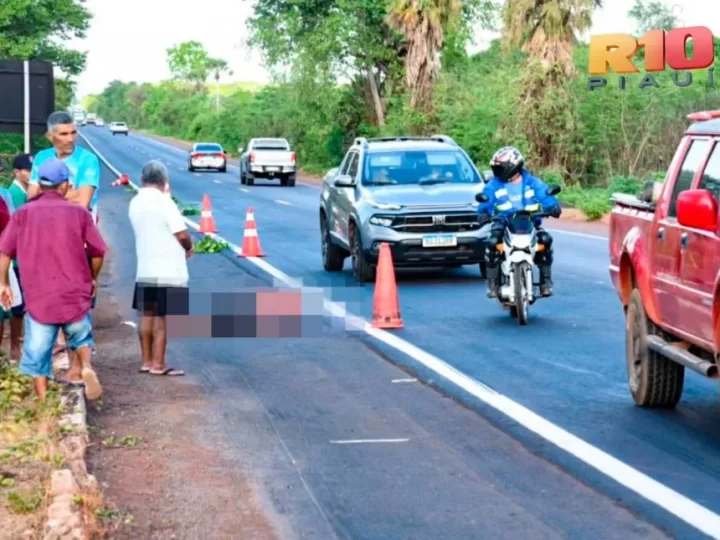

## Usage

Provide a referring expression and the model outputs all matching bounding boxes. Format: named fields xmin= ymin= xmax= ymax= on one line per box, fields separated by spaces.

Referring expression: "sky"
xmin=69 ymin=0 xmax=720 ymax=99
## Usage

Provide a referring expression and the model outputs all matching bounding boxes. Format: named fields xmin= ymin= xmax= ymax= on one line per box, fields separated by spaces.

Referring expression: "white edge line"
xmin=392 ymin=378 xmax=418 ymax=383
xmin=122 ymin=321 xmax=137 ymax=328
xmin=275 ymin=199 xmax=291 ymax=206
xmin=79 ymin=131 xmax=720 ymax=538
xmin=330 ymin=439 xmax=409 ymax=444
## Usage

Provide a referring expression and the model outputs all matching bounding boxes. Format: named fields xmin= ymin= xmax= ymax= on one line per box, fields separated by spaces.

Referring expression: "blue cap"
xmin=37 ymin=159 xmax=70 ymax=186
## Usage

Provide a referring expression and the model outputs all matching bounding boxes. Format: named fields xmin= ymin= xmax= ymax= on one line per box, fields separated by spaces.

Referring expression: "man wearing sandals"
xmin=28 ymin=111 xmax=102 ymax=369
xmin=128 ymin=161 xmax=192 ymax=377
xmin=0 ymin=159 xmax=106 ymax=401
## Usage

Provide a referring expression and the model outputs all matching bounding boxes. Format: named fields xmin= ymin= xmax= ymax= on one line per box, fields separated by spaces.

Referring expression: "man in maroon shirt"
xmin=0 ymin=159 xmax=107 ymax=401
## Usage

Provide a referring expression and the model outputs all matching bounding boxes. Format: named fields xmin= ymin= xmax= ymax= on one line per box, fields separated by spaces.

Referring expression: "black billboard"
xmin=0 ymin=60 xmax=55 ymax=135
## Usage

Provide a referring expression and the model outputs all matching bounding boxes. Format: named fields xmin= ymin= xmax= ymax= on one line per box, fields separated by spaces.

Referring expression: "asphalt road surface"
xmin=79 ymin=126 xmax=720 ymax=539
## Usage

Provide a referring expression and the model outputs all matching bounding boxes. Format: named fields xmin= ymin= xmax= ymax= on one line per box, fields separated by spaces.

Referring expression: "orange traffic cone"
xmin=372 ymin=243 xmax=403 ymax=329
xmin=199 ymin=194 xmax=217 ymax=233
xmin=240 ymin=207 xmax=265 ymax=257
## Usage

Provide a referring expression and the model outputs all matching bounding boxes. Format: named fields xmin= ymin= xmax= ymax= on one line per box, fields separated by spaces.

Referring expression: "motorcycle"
xmin=475 ymin=185 xmax=561 ymax=325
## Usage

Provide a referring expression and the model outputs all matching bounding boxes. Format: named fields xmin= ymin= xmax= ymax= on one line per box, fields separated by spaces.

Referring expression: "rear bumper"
xmin=249 ymin=165 xmax=296 ymax=177
xmin=191 ymin=159 xmax=226 ymax=169
xmin=362 ymin=236 xmax=486 ymax=266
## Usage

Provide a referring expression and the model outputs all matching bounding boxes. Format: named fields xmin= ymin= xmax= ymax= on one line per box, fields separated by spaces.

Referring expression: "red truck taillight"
xmin=249 ymin=153 xmax=255 ymax=163
xmin=291 ymin=152 xmax=297 ymax=163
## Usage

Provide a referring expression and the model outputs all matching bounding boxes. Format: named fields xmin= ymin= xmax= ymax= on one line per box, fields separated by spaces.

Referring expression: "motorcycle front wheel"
xmin=513 ymin=262 xmax=531 ymax=325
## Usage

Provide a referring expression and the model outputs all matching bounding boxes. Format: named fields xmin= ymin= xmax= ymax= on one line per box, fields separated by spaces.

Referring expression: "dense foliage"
xmin=84 ymin=1 xmax=720 ymax=218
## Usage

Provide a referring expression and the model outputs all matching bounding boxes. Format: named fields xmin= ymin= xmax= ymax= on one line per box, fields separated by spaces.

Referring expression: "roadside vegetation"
xmin=86 ymin=0 xmax=720 ymax=220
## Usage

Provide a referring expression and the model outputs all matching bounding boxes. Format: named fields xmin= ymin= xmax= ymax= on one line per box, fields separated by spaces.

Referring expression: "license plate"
xmin=422 ymin=234 xmax=457 ymax=248
xmin=266 ymin=166 xmax=280 ymax=172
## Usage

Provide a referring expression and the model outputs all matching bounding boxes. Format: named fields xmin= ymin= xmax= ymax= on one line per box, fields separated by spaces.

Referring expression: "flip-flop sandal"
xmin=139 ymin=366 xmax=151 ymax=373
xmin=149 ymin=368 xmax=185 ymax=376
xmin=55 ymin=379 xmax=85 ymax=388
xmin=81 ymin=368 xmax=103 ymax=400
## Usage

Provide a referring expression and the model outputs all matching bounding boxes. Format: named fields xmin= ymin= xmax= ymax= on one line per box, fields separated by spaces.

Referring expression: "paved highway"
xmin=80 ymin=126 xmax=720 ymax=538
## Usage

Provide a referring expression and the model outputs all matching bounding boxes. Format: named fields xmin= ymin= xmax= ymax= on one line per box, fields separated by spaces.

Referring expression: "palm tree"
xmin=501 ymin=0 xmax=602 ymax=176
xmin=503 ymin=0 xmax=602 ymax=76
xmin=207 ymin=58 xmax=233 ymax=111
xmin=387 ymin=0 xmax=462 ymax=115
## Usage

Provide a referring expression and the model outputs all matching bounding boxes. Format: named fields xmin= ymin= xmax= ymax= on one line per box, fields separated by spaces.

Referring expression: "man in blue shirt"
xmin=28 ymin=111 xmax=102 ymax=365
xmin=29 ymin=111 xmax=101 ymax=221
xmin=477 ymin=146 xmax=562 ymax=299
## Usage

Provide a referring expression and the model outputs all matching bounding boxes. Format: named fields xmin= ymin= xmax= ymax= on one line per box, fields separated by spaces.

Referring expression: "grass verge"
xmin=0 ymin=360 xmax=66 ymax=537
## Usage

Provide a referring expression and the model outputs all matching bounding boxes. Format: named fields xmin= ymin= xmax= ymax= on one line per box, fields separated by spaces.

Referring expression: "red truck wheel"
xmin=626 ymin=289 xmax=685 ymax=408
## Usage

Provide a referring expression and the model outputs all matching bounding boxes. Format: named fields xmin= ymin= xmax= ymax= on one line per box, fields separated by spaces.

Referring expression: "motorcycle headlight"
xmin=369 ymin=216 xmax=393 ymax=227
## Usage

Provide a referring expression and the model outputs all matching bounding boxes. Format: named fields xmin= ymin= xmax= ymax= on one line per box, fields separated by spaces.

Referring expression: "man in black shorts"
xmin=128 ymin=161 xmax=192 ymax=376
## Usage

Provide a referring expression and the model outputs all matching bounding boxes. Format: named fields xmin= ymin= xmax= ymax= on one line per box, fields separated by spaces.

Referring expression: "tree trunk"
xmin=367 ymin=67 xmax=385 ymax=126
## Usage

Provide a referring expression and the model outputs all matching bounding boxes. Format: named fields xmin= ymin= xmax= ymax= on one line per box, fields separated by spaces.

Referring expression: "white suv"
xmin=109 ymin=122 xmax=129 ymax=135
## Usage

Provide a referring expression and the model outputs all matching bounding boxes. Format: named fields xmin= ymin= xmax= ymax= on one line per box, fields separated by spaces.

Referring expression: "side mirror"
xmin=475 ymin=193 xmax=489 ymax=203
xmin=546 ymin=185 xmax=562 ymax=196
xmin=325 ymin=167 xmax=339 ymax=178
xmin=237 ymin=147 xmax=244 ymax=154
xmin=334 ymin=175 xmax=355 ymax=187
xmin=677 ymin=189 xmax=718 ymax=232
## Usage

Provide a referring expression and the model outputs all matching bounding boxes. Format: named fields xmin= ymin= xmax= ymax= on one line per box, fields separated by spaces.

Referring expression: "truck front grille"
xmin=391 ymin=213 xmax=480 ymax=233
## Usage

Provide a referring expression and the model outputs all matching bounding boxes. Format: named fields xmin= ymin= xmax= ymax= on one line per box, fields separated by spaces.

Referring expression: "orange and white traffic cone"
xmin=199 ymin=194 xmax=217 ymax=233
xmin=239 ymin=207 xmax=265 ymax=257
xmin=371 ymin=243 xmax=403 ymax=329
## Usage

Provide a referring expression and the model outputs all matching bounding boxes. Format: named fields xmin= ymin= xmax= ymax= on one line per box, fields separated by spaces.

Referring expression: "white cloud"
xmin=70 ymin=0 xmax=720 ymax=98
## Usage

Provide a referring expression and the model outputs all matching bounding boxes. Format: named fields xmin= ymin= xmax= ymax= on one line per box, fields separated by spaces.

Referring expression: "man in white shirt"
xmin=128 ymin=161 xmax=193 ymax=376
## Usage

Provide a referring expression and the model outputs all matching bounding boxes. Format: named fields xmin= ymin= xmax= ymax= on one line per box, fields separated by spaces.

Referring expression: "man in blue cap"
xmin=0 ymin=159 xmax=107 ymax=401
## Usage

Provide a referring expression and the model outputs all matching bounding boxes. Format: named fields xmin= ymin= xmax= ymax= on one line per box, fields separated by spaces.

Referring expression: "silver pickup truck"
xmin=239 ymin=138 xmax=297 ymax=186
xmin=319 ymin=135 xmax=489 ymax=282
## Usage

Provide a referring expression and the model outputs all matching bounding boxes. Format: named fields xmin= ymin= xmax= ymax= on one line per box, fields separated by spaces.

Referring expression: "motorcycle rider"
xmin=477 ymin=146 xmax=562 ymax=299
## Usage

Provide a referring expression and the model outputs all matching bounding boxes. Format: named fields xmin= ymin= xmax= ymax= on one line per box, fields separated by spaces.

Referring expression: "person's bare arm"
xmin=174 ymin=230 xmax=193 ymax=253
xmin=66 ymin=185 xmax=95 ymax=209
xmin=28 ymin=184 xmax=40 ymax=200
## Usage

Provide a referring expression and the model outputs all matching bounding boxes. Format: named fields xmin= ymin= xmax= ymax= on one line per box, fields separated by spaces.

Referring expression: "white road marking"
xmin=392 ymin=378 xmax=418 ymax=383
xmin=122 ymin=321 xmax=137 ymax=328
xmin=240 ymin=188 xmax=249 ymax=193
xmin=547 ymin=228 xmax=607 ymax=241
xmin=194 ymin=173 xmax=201 ymax=177
xmin=330 ymin=439 xmax=409 ymax=444
xmin=80 ymin=131 xmax=720 ymax=538
xmin=275 ymin=199 xmax=291 ymax=206
xmin=214 ymin=180 xmax=222 ymax=184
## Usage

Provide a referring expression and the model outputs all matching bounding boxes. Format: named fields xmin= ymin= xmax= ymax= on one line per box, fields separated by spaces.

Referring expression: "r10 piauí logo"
xmin=587 ymin=26 xmax=715 ymax=90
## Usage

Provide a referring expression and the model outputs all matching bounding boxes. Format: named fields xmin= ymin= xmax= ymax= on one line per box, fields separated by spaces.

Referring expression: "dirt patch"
xmin=83 ymin=281 xmax=281 ymax=539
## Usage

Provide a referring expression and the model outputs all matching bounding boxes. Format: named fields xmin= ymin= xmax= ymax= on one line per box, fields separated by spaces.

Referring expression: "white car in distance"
xmin=109 ymin=122 xmax=129 ymax=136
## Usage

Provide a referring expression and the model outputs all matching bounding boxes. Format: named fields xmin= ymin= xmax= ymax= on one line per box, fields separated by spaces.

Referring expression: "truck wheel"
xmin=287 ymin=174 xmax=296 ymax=187
xmin=626 ymin=288 xmax=684 ymax=408
xmin=246 ymin=175 xmax=254 ymax=186
xmin=280 ymin=176 xmax=288 ymax=187
xmin=320 ymin=215 xmax=346 ymax=271
xmin=350 ymin=223 xmax=375 ymax=283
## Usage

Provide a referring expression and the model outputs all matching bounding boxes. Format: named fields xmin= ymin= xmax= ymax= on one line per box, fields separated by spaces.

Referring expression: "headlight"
xmin=369 ymin=216 xmax=394 ymax=227
xmin=367 ymin=200 xmax=402 ymax=211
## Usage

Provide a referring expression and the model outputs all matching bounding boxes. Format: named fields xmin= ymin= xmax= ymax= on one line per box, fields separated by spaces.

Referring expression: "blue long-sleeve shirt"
xmin=478 ymin=169 xmax=559 ymax=225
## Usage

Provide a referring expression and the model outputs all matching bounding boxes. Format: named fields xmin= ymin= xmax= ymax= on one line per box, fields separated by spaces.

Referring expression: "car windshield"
xmin=196 ymin=144 xmax=222 ymax=152
xmin=363 ymin=150 xmax=480 ymax=186
xmin=254 ymin=139 xmax=289 ymax=150
xmin=114 ymin=123 xmax=126 ymax=126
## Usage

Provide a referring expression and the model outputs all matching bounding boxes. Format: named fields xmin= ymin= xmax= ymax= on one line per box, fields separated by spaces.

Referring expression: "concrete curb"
xmin=44 ymin=378 xmax=96 ymax=539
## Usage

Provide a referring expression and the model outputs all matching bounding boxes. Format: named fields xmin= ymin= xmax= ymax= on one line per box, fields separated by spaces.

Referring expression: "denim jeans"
xmin=19 ymin=313 xmax=94 ymax=378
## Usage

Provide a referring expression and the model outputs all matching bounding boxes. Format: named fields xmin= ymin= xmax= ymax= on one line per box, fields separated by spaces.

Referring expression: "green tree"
xmin=501 ymin=0 xmax=602 ymax=180
xmin=167 ymin=41 xmax=228 ymax=89
xmin=628 ymin=0 xmax=678 ymax=35
xmin=0 ymin=0 xmax=92 ymax=108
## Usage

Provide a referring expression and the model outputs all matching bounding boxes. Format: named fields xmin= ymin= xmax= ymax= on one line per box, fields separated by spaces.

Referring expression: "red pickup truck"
xmin=609 ymin=110 xmax=720 ymax=408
